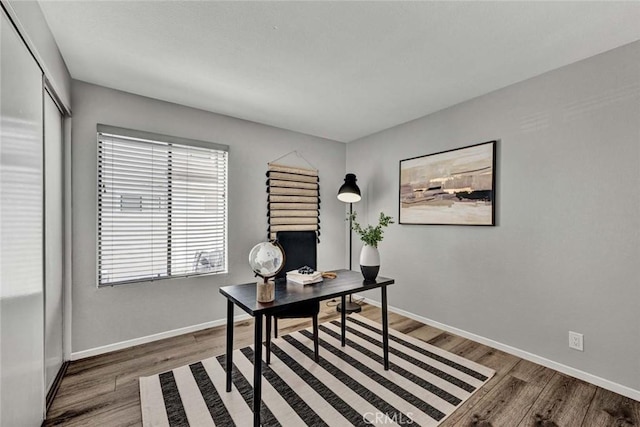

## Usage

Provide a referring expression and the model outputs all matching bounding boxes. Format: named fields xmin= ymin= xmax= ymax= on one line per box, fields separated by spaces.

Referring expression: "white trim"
xmin=63 ymin=117 xmax=72 ymax=361
xmin=356 ymin=295 xmax=640 ymax=402
xmin=70 ymin=313 xmax=251 ymax=361
xmin=70 ymin=293 xmax=640 ymax=401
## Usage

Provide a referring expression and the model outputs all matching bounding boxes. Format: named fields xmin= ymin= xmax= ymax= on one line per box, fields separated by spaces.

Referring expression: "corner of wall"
xmin=3 ymin=0 xmax=72 ymax=112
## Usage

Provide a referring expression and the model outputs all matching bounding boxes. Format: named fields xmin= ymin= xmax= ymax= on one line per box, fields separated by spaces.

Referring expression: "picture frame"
xmin=399 ymin=140 xmax=496 ymax=226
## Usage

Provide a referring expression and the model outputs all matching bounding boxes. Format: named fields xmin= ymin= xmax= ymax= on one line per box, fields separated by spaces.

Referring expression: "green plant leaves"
xmin=347 ymin=211 xmax=394 ymax=247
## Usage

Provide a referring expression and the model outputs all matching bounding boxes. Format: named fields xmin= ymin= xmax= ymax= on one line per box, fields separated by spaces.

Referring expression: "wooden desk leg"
xmin=341 ymin=295 xmax=346 ymax=347
xmin=226 ymin=299 xmax=234 ymax=392
xmin=381 ymin=285 xmax=390 ymax=370
xmin=253 ymin=315 xmax=263 ymax=427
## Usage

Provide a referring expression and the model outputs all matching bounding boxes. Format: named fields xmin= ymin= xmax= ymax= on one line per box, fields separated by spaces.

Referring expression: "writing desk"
xmin=219 ymin=269 xmax=394 ymax=427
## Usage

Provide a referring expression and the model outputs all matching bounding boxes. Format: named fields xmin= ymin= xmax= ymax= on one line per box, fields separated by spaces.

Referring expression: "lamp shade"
xmin=337 ymin=173 xmax=361 ymax=203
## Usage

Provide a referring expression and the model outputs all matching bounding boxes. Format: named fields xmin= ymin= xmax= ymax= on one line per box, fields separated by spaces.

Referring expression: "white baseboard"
xmin=70 ymin=296 xmax=640 ymax=401
xmin=357 ymin=295 xmax=640 ymax=402
xmin=70 ymin=313 xmax=251 ymax=361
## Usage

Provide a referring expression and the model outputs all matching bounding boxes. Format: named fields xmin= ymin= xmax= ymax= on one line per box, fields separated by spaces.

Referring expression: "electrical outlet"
xmin=569 ymin=331 xmax=584 ymax=351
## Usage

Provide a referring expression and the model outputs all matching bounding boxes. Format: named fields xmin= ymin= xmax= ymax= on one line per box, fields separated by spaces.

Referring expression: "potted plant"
xmin=348 ymin=211 xmax=394 ymax=281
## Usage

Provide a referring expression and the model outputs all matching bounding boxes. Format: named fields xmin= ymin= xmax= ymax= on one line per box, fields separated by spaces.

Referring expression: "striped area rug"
xmin=140 ymin=314 xmax=494 ymax=426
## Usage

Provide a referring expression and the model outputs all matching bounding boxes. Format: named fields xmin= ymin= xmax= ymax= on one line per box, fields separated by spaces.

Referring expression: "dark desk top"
xmin=220 ymin=269 xmax=394 ymax=316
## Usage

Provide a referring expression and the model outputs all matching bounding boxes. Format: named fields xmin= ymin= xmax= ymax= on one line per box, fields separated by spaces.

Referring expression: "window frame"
xmin=96 ymin=124 xmax=229 ymax=287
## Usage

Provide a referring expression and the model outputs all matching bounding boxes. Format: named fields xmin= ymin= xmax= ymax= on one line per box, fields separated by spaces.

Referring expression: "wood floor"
xmin=46 ymin=303 xmax=640 ymax=426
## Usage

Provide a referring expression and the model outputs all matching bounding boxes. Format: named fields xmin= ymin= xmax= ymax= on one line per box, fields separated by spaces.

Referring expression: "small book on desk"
xmin=286 ymin=270 xmax=323 ymax=285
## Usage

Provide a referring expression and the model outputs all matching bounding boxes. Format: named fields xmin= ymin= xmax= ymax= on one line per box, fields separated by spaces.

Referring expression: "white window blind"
xmin=97 ymin=125 xmax=228 ymax=287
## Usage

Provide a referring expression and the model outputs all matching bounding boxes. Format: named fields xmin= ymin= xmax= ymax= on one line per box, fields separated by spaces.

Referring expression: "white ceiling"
xmin=39 ymin=1 xmax=640 ymax=142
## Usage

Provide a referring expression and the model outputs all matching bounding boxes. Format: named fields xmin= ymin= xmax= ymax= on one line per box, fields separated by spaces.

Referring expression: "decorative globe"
xmin=248 ymin=241 xmax=285 ymax=281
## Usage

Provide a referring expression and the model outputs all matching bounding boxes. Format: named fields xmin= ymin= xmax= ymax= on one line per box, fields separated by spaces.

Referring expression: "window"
xmin=97 ymin=125 xmax=228 ymax=286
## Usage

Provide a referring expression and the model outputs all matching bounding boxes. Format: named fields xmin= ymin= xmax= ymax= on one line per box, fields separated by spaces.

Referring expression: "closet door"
xmin=0 ymin=9 xmax=45 ymax=426
xmin=44 ymin=92 xmax=64 ymax=393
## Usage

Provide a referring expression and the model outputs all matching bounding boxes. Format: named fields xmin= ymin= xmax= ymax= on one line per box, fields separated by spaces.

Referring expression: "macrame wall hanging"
xmin=266 ymin=152 xmax=320 ymax=241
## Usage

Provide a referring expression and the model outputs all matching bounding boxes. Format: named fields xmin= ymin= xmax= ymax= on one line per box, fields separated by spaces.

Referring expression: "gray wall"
xmin=347 ymin=41 xmax=640 ymax=391
xmin=5 ymin=0 xmax=71 ymax=110
xmin=71 ymin=81 xmax=346 ymax=353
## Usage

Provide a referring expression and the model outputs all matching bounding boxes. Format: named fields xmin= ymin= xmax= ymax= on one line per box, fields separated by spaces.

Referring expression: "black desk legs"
xmin=265 ymin=315 xmax=272 ymax=365
xmin=341 ymin=295 xmax=346 ymax=347
xmin=381 ymin=285 xmax=390 ymax=370
xmin=225 ymin=300 xmax=234 ymax=392
xmin=312 ymin=314 xmax=319 ymax=362
xmin=253 ymin=315 xmax=263 ymax=427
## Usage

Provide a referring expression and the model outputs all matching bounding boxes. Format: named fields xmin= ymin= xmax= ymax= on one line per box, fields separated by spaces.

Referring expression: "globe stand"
xmin=256 ymin=277 xmax=275 ymax=303
xmin=249 ymin=240 xmax=285 ymax=304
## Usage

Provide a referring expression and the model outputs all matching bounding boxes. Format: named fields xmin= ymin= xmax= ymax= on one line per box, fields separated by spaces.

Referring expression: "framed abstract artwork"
xmin=399 ymin=140 xmax=496 ymax=226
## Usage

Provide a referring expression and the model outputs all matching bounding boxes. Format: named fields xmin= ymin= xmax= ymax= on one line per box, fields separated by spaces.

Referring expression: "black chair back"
xmin=275 ymin=231 xmax=317 ymax=282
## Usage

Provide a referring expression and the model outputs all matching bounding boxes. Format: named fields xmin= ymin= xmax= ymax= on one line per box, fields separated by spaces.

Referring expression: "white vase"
xmin=359 ymin=244 xmax=380 ymax=281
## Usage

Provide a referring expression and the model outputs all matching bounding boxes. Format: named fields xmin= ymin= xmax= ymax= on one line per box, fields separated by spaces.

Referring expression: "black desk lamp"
xmin=337 ymin=173 xmax=362 ymax=313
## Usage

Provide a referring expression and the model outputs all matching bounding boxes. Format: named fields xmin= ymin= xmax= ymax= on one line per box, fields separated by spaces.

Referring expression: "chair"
xmin=265 ymin=231 xmax=320 ymax=364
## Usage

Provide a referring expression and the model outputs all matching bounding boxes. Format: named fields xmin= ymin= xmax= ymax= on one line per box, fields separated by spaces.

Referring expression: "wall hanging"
xmin=266 ymin=152 xmax=320 ymax=240
xmin=399 ymin=140 xmax=496 ymax=226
